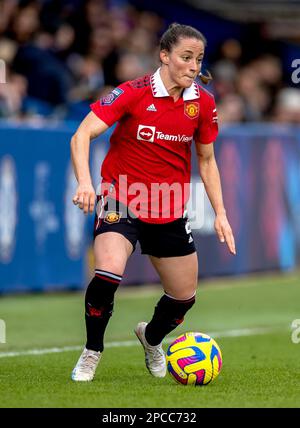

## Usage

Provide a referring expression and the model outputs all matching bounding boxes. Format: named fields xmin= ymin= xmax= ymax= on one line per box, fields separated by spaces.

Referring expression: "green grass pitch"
xmin=0 ymin=272 xmax=299 ymax=408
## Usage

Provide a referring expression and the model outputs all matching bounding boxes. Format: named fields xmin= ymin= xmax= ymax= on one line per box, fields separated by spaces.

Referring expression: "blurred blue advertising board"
xmin=0 ymin=122 xmax=299 ymax=292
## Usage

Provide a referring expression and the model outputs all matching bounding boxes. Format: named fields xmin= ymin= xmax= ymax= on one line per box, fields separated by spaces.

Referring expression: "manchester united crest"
xmin=104 ymin=211 xmax=122 ymax=224
xmin=184 ymin=102 xmax=199 ymax=119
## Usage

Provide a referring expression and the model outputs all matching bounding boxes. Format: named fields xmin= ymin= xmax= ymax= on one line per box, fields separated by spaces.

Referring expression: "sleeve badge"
xmin=100 ymin=88 xmax=124 ymax=106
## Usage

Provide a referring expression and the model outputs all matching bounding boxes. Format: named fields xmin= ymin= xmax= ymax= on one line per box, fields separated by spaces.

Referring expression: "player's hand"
xmin=214 ymin=213 xmax=236 ymax=255
xmin=72 ymin=183 xmax=96 ymax=214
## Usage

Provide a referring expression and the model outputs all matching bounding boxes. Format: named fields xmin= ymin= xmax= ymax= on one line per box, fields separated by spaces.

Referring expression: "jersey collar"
xmin=150 ymin=68 xmax=200 ymax=101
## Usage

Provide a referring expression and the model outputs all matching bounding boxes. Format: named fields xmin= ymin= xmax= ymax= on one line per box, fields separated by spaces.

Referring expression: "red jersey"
xmin=90 ymin=69 xmax=218 ymax=223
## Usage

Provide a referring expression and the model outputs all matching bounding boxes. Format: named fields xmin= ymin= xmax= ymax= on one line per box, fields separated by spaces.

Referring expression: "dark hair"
xmin=160 ymin=23 xmax=212 ymax=85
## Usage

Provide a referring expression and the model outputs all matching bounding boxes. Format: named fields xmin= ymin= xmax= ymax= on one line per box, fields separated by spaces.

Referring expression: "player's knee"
xmin=94 ymin=250 xmax=125 ymax=273
xmin=94 ymin=233 xmax=132 ymax=274
xmin=168 ymin=285 xmax=197 ymax=301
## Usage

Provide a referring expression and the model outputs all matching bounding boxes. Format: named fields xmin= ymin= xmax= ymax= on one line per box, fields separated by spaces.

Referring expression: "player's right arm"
xmin=70 ymin=111 xmax=109 ymax=214
xmin=71 ymin=82 xmax=134 ymax=214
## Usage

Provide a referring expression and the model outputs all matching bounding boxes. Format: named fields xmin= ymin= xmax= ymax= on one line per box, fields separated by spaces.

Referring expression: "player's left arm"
xmin=195 ymin=141 xmax=236 ymax=255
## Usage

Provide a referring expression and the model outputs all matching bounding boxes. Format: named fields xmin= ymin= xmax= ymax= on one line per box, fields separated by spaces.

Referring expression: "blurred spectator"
xmin=217 ymin=94 xmax=246 ymax=124
xmin=0 ymin=71 xmax=27 ymax=117
xmin=10 ymin=3 xmax=41 ymax=44
xmin=0 ymin=0 xmax=298 ymax=123
xmin=53 ymin=23 xmax=76 ymax=61
xmin=115 ymin=53 xmax=154 ymax=83
xmin=272 ymin=88 xmax=300 ymax=123
xmin=236 ymin=66 xmax=271 ymax=121
xmin=68 ymin=55 xmax=104 ymax=101
xmin=0 ymin=37 xmax=27 ymax=118
xmin=212 ymin=60 xmax=238 ymax=99
xmin=12 ymin=35 xmax=73 ymax=107
xmin=220 ymin=38 xmax=242 ymax=65
xmin=0 ymin=0 xmax=18 ymax=36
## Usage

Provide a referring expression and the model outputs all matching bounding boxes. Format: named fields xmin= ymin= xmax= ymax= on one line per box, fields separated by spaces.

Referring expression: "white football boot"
xmin=71 ymin=347 xmax=101 ymax=381
xmin=134 ymin=322 xmax=166 ymax=378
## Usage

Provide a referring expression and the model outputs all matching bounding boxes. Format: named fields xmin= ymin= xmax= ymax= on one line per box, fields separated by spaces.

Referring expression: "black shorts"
xmin=94 ymin=197 xmax=196 ymax=258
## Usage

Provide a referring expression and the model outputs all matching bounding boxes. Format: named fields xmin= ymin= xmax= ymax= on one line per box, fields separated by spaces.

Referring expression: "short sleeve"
xmin=194 ymin=94 xmax=218 ymax=144
xmin=90 ymin=82 xmax=135 ymax=127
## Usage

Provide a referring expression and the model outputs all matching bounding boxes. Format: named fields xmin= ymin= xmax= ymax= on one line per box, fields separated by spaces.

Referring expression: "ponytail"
xmin=199 ymin=70 xmax=212 ymax=85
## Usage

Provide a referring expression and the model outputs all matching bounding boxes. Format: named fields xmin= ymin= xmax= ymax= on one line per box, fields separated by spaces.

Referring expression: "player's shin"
xmin=85 ymin=270 xmax=122 ymax=352
xmin=145 ymin=293 xmax=196 ymax=346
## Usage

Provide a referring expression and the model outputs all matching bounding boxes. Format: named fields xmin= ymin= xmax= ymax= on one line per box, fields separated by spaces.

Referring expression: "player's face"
xmin=161 ymin=37 xmax=205 ymax=88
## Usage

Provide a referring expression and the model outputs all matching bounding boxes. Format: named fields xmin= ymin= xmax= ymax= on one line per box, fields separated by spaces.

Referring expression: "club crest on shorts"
xmin=104 ymin=211 xmax=122 ymax=224
xmin=184 ymin=102 xmax=199 ymax=119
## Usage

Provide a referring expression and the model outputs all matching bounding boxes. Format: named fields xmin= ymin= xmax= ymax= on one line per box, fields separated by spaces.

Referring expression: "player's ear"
xmin=160 ymin=50 xmax=169 ymax=65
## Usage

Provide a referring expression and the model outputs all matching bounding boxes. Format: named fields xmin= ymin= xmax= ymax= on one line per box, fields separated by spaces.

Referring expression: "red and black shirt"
xmin=90 ymin=68 xmax=218 ymax=223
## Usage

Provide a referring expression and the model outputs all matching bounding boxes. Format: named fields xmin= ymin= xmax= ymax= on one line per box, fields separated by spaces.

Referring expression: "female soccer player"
xmin=70 ymin=23 xmax=236 ymax=381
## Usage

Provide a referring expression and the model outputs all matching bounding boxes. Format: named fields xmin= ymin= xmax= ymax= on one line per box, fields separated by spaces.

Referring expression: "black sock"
xmin=145 ymin=294 xmax=196 ymax=346
xmin=85 ymin=270 xmax=122 ymax=352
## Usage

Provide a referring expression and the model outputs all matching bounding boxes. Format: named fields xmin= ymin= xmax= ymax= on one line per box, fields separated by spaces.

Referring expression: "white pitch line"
xmin=0 ymin=326 xmax=277 ymax=359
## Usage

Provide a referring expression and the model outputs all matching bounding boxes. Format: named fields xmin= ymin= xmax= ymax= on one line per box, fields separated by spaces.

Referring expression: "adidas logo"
xmin=188 ymin=235 xmax=193 ymax=243
xmin=146 ymin=104 xmax=157 ymax=112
